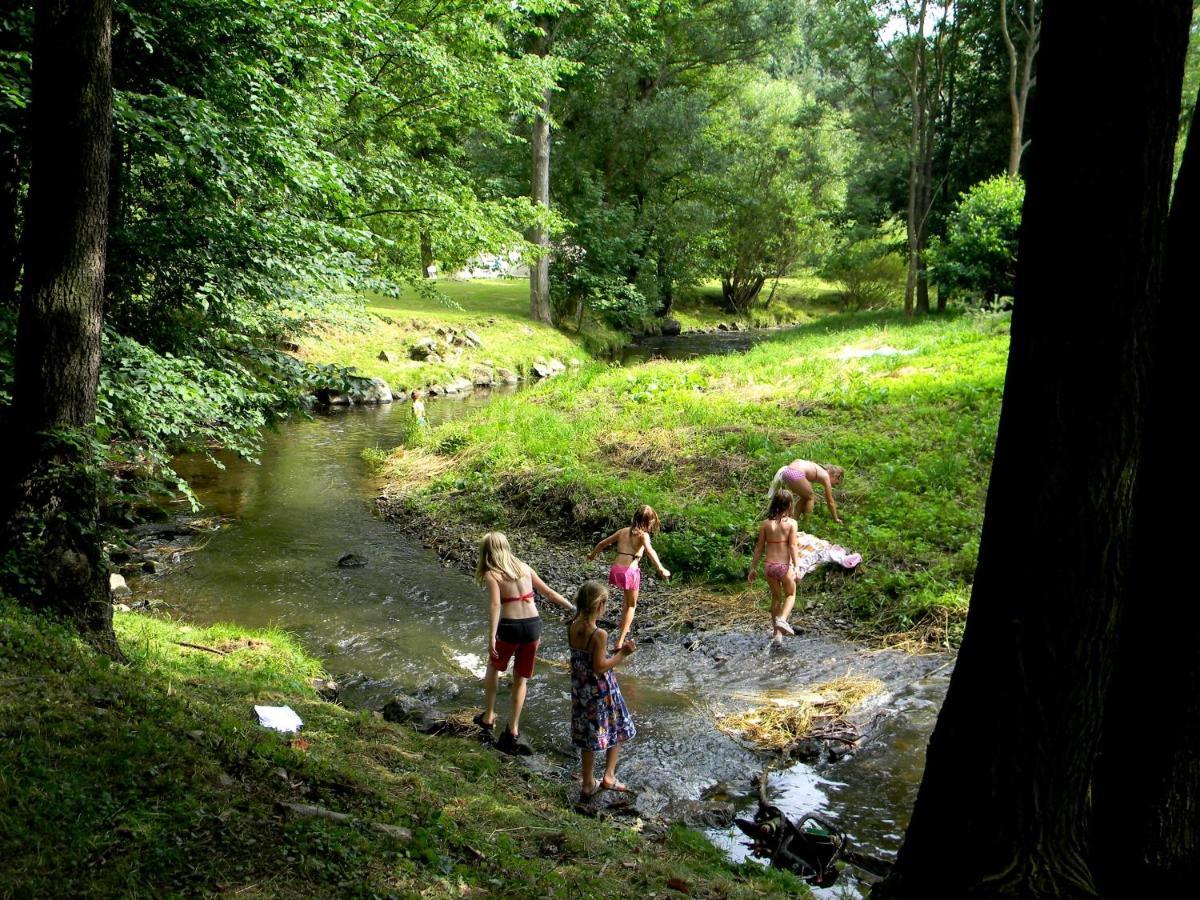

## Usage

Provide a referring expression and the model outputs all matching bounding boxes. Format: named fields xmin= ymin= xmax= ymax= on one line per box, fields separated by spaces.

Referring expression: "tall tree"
xmin=529 ymin=13 xmax=555 ymax=324
xmin=1 ymin=0 xmax=117 ymax=654
xmin=876 ymin=1 xmax=1191 ymax=894
xmin=998 ymin=0 xmax=1041 ymax=176
xmin=1091 ymin=85 xmax=1200 ymax=895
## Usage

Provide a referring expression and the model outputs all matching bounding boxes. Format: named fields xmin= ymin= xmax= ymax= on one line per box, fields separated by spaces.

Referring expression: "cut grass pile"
xmin=300 ymin=278 xmax=619 ymax=390
xmin=712 ymin=675 xmax=886 ymax=752
xmin=378 ymin=309 xmax=1008 ymax=646
xmin=0 ymin=599 xmax=807 ymax=897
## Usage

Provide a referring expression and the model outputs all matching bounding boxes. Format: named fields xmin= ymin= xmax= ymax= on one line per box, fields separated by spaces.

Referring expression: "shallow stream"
xmin=136 ymin=330 xmax=951 ymax=894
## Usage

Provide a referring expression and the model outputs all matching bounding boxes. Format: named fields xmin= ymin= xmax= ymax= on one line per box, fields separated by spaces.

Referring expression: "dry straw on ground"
xmin=712 ymin=674 xmax=885 ymax=752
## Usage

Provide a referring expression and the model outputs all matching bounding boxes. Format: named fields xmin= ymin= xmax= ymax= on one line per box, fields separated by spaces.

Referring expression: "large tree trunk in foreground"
xmin=528 ymin=18 xmax=553 ymax=325
xmin=0 ymin=0 xmax=117 ymax=656
xmin=1091 ymin=88 xmax=1200 ymax=896
xmin=877 ymin=3 xmax=1190 ymax=896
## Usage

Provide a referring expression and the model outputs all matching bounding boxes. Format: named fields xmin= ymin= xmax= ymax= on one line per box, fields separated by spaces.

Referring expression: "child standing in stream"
xmin=474 ymin=531 xmax=575 ymax=755
xmin=748 ymin=489 xmax=800 ymax=643
xmin=587 ymin=505 xmax=671 ymax=648
xmin=568 ymin=581 xmax=637 ymax=799
xmin=410 ymin=390 xmax=427 ymax=426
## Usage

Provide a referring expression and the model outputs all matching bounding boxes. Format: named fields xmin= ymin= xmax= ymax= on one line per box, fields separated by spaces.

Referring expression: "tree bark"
xmin=528 ymin=17 xmax=553 ymax=325
xmin=1091 ymin=87 xmax=1200 ymax=896
xmin=904 ymin=0 xmax=929 ymax=317
xmin=1 ymin=0 xmax=118 ymax=656
xmin=877 ymin=2 xmax=1191 ymax=895
xmin=419 ymin=230 xmax=433 ymax=278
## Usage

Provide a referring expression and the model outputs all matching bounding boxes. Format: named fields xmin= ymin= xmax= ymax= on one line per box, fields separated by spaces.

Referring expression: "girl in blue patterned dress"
xmin=567 ymin=581 xmax=637 ymax=799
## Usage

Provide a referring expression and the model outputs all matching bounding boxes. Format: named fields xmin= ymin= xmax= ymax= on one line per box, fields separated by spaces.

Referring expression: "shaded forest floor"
xmin=0 ymin=599 xmax=807 ymax=897
xmin=376 ymin=309 xmax=1011 ymax=649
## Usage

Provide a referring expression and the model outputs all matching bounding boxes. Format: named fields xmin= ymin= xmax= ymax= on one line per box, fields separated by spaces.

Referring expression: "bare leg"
xmin=799 ymin=495 xmax=815 ymax=516
xmin=581 ymin=749 xmax=597 ymax=795
xmin=482 ymin=665 xmax=499 ymax=726
xmin=768 ymin=577 xmax=784 ymax=636
xmin=616 ymin=588 xmax=638 ymax=647
xmin=509 ymin=674 xmax=528 ymax=735
xmin=778 ymin=571 xmax=798 ymax=632
xmin=601 ymin=746 xmax=624 ymax=789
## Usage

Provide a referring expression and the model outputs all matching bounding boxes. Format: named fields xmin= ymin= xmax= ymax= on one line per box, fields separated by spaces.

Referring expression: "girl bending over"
xmin=767 ymin=459 xmax=844 ymax=523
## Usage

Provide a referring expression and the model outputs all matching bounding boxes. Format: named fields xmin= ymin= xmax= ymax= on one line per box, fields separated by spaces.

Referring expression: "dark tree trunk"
xmin=0 ymin=139 xmax=20 ymax=310
xmin=877 ymin=3 xmax=1190 ymax=896
xmin=528 ymin=18 xmax=553 ymax=325
xmin=655 ymin=249 xmax=673 ymax=316
xmin=0 ymin=0 xmax=118 ymax=656
xmin=1092 ymin=88 xmax=1200 ymax=896
xmin=720 ymin=274 xmax=765 ymax=313
xmin=419 ymin=230 xmax=433 ymax=278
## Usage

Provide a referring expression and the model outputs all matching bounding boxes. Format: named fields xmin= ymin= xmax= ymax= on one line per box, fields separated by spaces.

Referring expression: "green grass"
xmin=671 ymin=274 xmax=845 ymax=332
xmin=380 ymin=309 xmax=1010 ymax=646
xmin=0 ymin=598 xmax=807 ymax=897
xmin=302 ymin=279 xmax=623 ymax=390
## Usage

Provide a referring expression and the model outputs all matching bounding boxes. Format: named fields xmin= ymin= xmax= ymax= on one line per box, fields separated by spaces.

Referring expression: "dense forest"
xmin=2 ymin=0 xmax=1199 ymax=895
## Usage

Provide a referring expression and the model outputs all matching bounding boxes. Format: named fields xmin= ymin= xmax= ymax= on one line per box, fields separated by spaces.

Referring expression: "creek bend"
xmin=136 ymin=331 xmax=952 ymax=888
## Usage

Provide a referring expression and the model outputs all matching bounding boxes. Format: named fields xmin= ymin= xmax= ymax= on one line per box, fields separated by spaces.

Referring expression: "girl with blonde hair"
xmin=474 ymin=531 xmax=574 ymax=754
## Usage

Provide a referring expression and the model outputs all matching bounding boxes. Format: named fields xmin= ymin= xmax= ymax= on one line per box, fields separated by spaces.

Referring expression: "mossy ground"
xmin=378 ymin=309 xmax=1010 ymax=648
xmin=300 ymin=280 xmax=621 ymax=391
xmin=1 ymin=599 xmax=806 ymax=897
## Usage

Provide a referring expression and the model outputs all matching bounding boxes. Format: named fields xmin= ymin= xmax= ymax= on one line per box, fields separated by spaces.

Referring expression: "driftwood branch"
xmin=276 ymin=802 xmax=413 ymax=842
xmin=175 ymin=641 xmax=226 ymax=656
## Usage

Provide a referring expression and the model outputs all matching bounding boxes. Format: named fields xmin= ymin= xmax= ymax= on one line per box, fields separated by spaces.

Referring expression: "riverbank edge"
xmin=0 ymin=596 xmax=808 ymax=897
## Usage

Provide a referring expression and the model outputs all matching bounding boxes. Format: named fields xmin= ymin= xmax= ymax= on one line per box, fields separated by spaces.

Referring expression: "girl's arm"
xmin=641 ymin=534 xmax=670 ymax=579
xmin=591 ymin=628 xmax=633 ymax=672
xmin=819 ymin=473 xmax=843 ymax=523
xmin=587 ymin=529 xmax=622 ymax=561
xmin=530 ymin=568 xmax=575 ymax=612
xmin=485 ymin=575 xmax=501 ymax=655
xmin=748 ymin=522 xmax=766 ymax=582
xmin=788 ymin=522 xmax=799 ymax=570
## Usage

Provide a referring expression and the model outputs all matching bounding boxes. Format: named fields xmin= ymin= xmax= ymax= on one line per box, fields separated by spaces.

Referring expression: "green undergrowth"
xmin=379 ymin=309 xmax=1010 ymax=646
xmin=0 ymin=599 xmax=805 ymax=897
xmin=670 ymin=274 xmax=844 ymax=332
xmin=301 ymin=279 xmax=621 ymax=391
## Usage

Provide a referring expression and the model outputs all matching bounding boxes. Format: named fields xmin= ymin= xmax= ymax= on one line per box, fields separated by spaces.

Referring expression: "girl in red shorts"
xmin=474 ymin=531 xmax=575 ymax=754
xmin=587 ymin=505 xmax=671 ymax=649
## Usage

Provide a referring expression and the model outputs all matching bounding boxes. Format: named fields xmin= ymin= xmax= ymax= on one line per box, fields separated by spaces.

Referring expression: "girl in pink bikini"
xmin=748 ymin=489 xmax=800 ymax=643
xmin=767 ymin=459 xmax=844 ymax=523
xmin=587 ymin=505 xmax=671 ymax=649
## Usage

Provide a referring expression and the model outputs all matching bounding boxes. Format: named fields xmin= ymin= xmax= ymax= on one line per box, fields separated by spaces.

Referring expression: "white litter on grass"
xmin=837 ymin=345 xmax=917 ymax=359
xmin=254 ymin=704 xmax=303 ymax=733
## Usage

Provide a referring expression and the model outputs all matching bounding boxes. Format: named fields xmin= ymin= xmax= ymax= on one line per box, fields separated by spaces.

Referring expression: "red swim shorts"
xmin=490 ymin=616 xmax=543 ymax=679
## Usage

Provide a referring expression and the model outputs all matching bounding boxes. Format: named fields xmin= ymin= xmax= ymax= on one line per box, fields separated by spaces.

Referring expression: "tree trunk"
xmin=419 ymin=230 xmax=433 ymax=278
xmin=528 ymin=18 xmax=553 ymax=325
xmin=0 ymin=139 xmax=20 ymax=310
xmin=0 ymin=0 xmax=118 ymax=656
xmin=1000 ymin=2 xmax=1041 ymax=177
xmin=876 ymin=2 xmax=1190 ymax=895
xmin=1091 ymin=87 xmax=1200 ymax=896
xmin=656 ymin=249 xmax=673 ymax=315
xmin=904 ymin=0 xmax=929 ymax=317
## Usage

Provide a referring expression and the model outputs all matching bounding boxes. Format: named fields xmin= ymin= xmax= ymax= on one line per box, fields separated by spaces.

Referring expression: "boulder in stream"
xmin=109 ymin=573 xmax=131 ymax=598
xmin=660 ymin=317 xmax=682 ymax=336
xmin=381 ymin=694 xmax=449 ymax=734
xmin=337 ymin=553 xmax=367 ymax=568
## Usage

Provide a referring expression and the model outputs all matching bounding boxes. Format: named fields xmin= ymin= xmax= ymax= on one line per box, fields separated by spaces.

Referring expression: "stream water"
xmin=134 ymin=329 xmax=952 ymax=895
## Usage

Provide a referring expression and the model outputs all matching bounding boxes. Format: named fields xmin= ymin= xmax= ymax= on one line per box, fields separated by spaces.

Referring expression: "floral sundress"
xmin=569 ymin=628 xmax=636 ymax=751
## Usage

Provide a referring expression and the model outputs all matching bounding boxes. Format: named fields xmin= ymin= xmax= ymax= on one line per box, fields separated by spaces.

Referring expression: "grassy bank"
xmin=300 ymin=279 xmax=619 ymax=391
xmin=0 ymin=600 xmax=804 ymax=897
xmin=378 ymin=310 xmax=1010 ymax=647
xmin=670 ymin=275 xmax=843 ymax=332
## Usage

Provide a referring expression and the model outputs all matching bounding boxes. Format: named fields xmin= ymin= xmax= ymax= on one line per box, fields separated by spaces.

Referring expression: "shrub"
xmin=928 ymin=175 xmax=1024 ymax=305
xmin=823 ymin=222 xmax=907 ymax=310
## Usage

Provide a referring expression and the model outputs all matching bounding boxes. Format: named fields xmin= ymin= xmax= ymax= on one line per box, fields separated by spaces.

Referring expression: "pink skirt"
xmin=608 ymin=564 xmax=641 ymax=591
